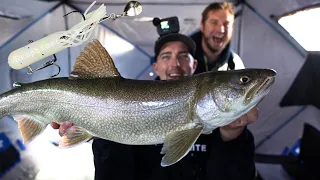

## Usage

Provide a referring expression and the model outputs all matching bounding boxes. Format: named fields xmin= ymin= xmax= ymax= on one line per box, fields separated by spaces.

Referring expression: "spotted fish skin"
xmin=0 ymin=75 xmax=203 ymax=145
xmin=0 ymin=39 xmax=276 ymax=167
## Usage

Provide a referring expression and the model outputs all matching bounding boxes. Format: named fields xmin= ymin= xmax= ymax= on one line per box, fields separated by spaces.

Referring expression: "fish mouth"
xmin=256 ymin=76 xmax=275 ymax=95
xmin=244 ymin=76 xmax=275 ymax=105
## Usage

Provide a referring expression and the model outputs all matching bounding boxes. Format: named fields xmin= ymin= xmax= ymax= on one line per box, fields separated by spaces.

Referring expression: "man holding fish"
xmin=51 ymin=2 xmax=260 ymax=180
xmin=51 ymin=33 xmax=259 ymax=180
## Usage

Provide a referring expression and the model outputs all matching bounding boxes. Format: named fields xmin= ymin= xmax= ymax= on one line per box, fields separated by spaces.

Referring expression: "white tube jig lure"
xmin=7 ymin=1 xmax=142 ymax=77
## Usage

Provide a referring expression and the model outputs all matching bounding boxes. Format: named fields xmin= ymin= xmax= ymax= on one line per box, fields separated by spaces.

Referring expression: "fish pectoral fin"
xmin=13 ymin=116 xmax=47 ymax=143
xmin=59 ymin=126 xmax=92 ymax=148
xmin=160 ymin=124 xmax=203 ymax=167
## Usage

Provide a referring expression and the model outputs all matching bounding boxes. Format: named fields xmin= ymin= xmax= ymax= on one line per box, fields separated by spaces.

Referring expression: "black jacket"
xmin=92 ymin=127 xmax=256 ymax=180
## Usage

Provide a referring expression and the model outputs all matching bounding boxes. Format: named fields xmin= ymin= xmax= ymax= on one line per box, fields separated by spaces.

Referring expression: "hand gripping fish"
xmin=0 ymin=39 xmax=276 ymax=167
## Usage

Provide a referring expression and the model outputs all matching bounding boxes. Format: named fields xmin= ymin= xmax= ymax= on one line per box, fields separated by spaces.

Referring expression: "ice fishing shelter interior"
xmin=0 ymin=0 xmax=320 ymax=179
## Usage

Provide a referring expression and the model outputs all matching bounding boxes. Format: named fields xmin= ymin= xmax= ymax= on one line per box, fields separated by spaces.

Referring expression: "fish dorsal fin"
xmin=69 ymin=39 xmax=121 ymax=79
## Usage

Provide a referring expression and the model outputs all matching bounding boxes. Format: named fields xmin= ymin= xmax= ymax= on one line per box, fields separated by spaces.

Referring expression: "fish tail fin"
xmin=13 ymin=115 xmax=47 ymax=144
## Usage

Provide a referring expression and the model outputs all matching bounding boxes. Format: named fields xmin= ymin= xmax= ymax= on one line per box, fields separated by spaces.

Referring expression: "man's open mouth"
xmin=212 ymin=35 xmax=224 ymax=44
xmin=168 ymin=73 xmax=183 ymax=79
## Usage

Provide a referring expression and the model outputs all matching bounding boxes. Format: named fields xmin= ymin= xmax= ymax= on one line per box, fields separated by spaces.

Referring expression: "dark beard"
xmin=204 ymin=36 xmax=219 ymax=54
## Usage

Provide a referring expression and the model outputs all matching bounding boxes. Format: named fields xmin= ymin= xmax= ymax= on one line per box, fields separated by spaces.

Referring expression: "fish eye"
xmin=240 ymin=75 xmax=250 ymax=83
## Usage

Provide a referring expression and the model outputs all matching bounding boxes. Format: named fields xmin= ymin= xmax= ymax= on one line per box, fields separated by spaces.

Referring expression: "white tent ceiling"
xmin=0 ymin=0 xmax=320 ymax=179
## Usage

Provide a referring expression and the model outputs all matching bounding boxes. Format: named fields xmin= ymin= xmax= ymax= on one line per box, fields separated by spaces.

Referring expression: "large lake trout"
xmin=0 ymin=39 xmax=276 ymax=166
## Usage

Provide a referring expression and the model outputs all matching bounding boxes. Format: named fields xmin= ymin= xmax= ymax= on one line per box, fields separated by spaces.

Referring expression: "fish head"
xmin=208 ymin=68 xmax=276 ymax=121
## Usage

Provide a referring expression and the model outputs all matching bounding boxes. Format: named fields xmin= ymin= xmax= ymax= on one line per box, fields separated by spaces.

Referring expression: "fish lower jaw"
xmin=256 ymin=77 xmax=275 ymax=95
xmin=246 ymin=78 xmax=274 ymax=104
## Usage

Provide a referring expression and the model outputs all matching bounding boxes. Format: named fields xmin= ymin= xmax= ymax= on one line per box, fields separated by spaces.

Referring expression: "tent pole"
xmin=0 ymin=2 xmax=63 ymax=51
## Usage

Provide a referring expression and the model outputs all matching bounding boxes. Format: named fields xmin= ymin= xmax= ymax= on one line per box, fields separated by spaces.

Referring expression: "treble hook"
xmin=26 ymin=40 xmax=61 ymax=78
xmin=27 ymin=54 xmax=61 ymax=78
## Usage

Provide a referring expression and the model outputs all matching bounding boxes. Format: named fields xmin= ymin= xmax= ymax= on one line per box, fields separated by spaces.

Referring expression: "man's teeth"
xmin=169 ymin=74 xmax=182 ymax=77
xmin=213 ymin=35 xmax=224 ymax=39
